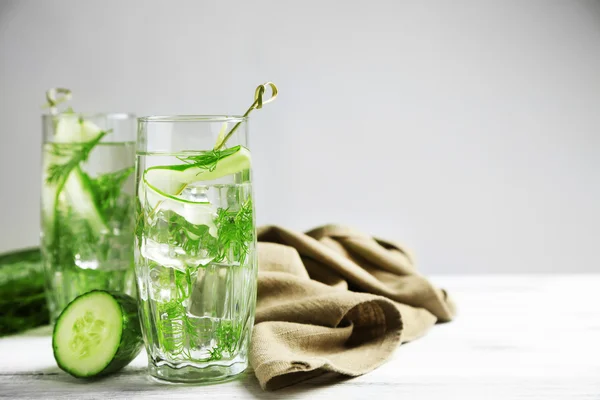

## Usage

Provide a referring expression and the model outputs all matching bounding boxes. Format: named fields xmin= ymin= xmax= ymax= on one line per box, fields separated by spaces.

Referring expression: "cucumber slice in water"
xmin=140 ymin=145 xmax=251 ymax=228
xmin=52 ymin=291 xmax=143 ymax=378
xmin=55 ymin=116 xmax=103 ymax=143
xmin=143 ymin=145 xmax=252 ymax=199
xmin=43 ymin=116 xmax=108 ymax=233
xmin=63 ymin=168 xmax=107 ymax=232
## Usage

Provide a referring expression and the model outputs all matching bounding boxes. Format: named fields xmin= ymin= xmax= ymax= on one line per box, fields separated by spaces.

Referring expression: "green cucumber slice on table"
xmin=52 ymin=290 xmax=143 ymax=378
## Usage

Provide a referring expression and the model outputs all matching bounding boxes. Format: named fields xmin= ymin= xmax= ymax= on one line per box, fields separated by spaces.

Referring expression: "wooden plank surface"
xmin=1 ymin=275 xmax=599 ymax=399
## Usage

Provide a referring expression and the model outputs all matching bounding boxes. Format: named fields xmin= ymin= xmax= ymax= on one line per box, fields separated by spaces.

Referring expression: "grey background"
xmin=0 ymin=0 xmax=598 ymax=274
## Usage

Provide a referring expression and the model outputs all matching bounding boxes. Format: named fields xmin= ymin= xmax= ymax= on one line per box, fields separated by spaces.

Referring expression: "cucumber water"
xmin=134 ymin=85 xmax=274 ymax=382
xmin=135 ymin=145 xmax=257 ymax=382
xmin=41 ymin=113 xmax=137 ymax=322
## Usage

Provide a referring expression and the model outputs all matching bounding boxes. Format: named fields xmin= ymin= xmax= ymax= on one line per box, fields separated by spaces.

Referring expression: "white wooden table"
xmin=1 ymin=275 xmax=599 ymax=399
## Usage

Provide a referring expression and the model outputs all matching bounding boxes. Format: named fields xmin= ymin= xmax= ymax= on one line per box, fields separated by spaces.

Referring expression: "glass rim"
xmin=42 ymin=112 xmax=136 ymax=120
xmin=138 ymin=115 xmax=248 ymax=123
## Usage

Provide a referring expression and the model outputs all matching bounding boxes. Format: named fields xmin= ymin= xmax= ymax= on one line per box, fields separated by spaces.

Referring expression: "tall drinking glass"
xmin=41 ymin=113 xmax=137 ymax=322
xmin=135 ymin=115 xmax=258 ymax=383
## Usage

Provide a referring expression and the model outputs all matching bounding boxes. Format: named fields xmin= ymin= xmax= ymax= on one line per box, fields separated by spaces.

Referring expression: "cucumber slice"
xmin=42 ymin=163 xmax=107 ymax=234
xmin=63 ymin=168 xmax=107 ymax=232
xmin=213 ymin=122 xmax=228 ymax=150
xmin=140 ymin=145 xmax=250 ymax=229
xmin=52 ymin=291 xmax=143 ymax=378
xmin=143 ymin=145 xmax=252 ymax=199
xmin=55 ymin=116 xmax=102 ymax=143
xmin=145 ymin=187 xmax=218 ymax=236
xmin=43 ymin=116 xmax=108 ymax=233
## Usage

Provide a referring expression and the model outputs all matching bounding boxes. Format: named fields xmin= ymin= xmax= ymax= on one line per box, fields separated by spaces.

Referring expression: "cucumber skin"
xmin=53 ymin=290 xmax=144 ymax=378
xmin=0 ymin=247 xmax=40 ymax=265
xmin=98 ymin=291 xmax=144 ymax=377
xmin=0 ymin=247 xmax=48 ymax=336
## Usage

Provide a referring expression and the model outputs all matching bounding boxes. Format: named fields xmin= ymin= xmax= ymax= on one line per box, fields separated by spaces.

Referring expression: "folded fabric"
xmin=250 ymin=225 xmax=456 ymax=390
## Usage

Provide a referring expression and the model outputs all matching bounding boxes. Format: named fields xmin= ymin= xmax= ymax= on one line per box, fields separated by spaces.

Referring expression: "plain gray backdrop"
xmin=0 ymin=0 xmax=598 ymax=274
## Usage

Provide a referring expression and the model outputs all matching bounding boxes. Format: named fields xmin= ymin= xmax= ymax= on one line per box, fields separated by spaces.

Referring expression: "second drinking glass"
xmin=135 ymin=116 xmax=258 ymax=383
xmin=41 ymin=112 xmax=137 ymax=322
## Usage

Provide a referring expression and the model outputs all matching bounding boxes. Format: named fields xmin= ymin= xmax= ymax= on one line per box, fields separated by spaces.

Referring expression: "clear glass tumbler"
xmin=41 ymin=113 xmax=137 ymax=322
xmin=135 ymin=115 xmax=258 ymax=383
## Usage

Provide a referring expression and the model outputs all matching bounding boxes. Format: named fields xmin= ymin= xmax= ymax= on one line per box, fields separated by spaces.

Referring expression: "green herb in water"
xmin=143 ymin=198 xmax=254 ymax=263
xmin=212 ymin=198 xmax=254 ymax=265
xmin=46 ymin=130 xmax=109 ymax=186
xmin=208 ymin=321 xmax=242 ymax=361
xmin=90 ymin=166 xmax=134 ymax=220
xmin=148 ymin=198 xmax=254 ymax=361
xmin=176 ymin=146 xmax=241 ymax=173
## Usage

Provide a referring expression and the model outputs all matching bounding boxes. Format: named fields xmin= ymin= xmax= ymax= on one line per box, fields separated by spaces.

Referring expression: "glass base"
xmin=148 ymin=359 xmax=248 ymax=384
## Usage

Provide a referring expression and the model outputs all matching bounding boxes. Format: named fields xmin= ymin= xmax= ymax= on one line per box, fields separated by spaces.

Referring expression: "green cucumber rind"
xmin=0 ymin=247 xmax=47 ymax=336
xmin=0 ymin=247 xmax=43 ymax=292
xmin=0 ymin=247 xmax=42 ymax=270
xmin=52 ymin=290 xmax=144 ymax=378
xmin=98 ymin=291 xmax=144 ymax=376
xmin=0 ymin=247 xmax=41 ymax=265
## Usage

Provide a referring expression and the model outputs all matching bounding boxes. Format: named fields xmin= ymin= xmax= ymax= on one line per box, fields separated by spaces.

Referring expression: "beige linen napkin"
xmin=251 ymin=225 xmax=456 ymax=390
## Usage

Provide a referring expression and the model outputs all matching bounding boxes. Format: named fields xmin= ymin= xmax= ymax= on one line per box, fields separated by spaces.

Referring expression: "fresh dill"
xmin=211 ymin=198 xmax=254 ymax=265
xmin=148 ymin=198 xmax=254 ymax=361
xmin=158 ymin=297 xmax=242 ymax=361
xmin=176 ymin=146 xmax=241 ymax=173
xmin=157 ymin=299 xmax=188 ymax=355
xmin=208 ymin=321 xmax=242 ymax=360
xmin=89 ymin=166 xmax=134 ymax=220
xmin=46 ymin=130 xmax=109 ymax=186
xmin=148 ymin=198 xmax=254 ymax=264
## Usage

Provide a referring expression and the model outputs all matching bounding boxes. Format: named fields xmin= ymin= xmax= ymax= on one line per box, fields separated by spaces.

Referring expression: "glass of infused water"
xmin=41 ymin=109 xmax=137 ymax=322
xmin=134 ymin=115 xmax=258 ymax=383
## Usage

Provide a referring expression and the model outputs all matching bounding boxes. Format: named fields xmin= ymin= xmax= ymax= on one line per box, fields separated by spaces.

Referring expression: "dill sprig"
xmin=148 ymin=198 xmax=254 ymax=361
xmin=142 ymin=146 xmax=244 ymax=223
xmin=143 ymin=197 xmax=254 ymax=265
xmin=212 ymin=198 xmax=254 ymax=265
xmin=90 ymin=166 xmax=134 ymax=219
xmin=46 ymin=130 xmax=109 ymax=185
xmin=158 ymin=297 xmax=242 ymax=361
xmin=176 ymin=146 xmax=241 ymax=173
xmin=208 ymin=322 xmax=242 ymax=360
